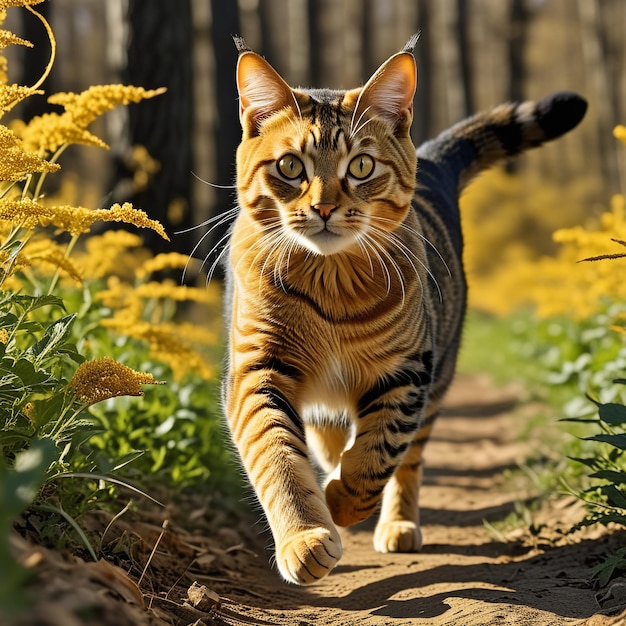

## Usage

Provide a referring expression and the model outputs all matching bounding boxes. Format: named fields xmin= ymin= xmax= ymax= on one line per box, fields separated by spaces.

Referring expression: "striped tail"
xmin=416 ymin=91 xmax=587 ymax=193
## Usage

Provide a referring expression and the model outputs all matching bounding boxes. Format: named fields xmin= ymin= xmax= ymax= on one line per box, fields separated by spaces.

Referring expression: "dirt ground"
xmin=8 ymin=374 xmax=626 ymax=626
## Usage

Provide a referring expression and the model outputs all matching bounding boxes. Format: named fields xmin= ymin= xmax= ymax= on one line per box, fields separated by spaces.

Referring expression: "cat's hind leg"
xmin=373 ymin=410 xmax=437 ymax=553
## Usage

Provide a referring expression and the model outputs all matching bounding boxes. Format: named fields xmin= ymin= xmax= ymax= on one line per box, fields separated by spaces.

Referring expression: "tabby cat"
xmin=223 ymin=35 xmax=586 ymax=585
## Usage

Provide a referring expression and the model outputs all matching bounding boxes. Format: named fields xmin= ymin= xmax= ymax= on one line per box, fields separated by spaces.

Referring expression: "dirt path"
xmin=9 ymin=375 xmax=626 ymax=625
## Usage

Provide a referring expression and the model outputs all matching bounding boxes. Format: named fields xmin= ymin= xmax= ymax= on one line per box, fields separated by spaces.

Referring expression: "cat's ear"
xmin=236 ymin=50 xmax=299 ymax=133
xmin=352 ymin=50 xmax=417 ymax=129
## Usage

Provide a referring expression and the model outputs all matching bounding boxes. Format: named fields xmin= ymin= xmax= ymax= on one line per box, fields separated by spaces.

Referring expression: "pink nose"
xmin=312 ymin=203 xmax=337 ymax=221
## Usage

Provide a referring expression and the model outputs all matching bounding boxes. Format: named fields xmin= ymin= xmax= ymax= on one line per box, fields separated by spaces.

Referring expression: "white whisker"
xmin=191 ymin=171 xmax=237 ymax=190
xmin=370 ymin=215 xmax=452 ymax=278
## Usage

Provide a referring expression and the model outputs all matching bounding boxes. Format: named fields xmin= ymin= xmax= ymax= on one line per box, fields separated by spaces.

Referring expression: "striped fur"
xmin=223 ymin=37 xmax=586 ymax=585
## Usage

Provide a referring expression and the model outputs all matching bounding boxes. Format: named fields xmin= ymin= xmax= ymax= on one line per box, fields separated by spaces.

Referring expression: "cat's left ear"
xmin=236 ymin=46 xmax=299 ymax=134
xmin=352 ymin=48 xmax=417 ymax=130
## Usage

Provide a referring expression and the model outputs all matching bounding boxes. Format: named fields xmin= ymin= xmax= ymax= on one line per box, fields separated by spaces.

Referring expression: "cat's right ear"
xmin=236 ymin=50 xmax=299 ymax=135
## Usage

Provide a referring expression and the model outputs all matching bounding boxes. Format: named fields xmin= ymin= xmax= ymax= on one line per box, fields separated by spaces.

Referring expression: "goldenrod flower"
xmin=0 ymin=30 xmax=32 ymax=50
xmin=0 ymin=85 xmax=41 ymax=115
xmin=17 ymin=85 xmax=166 ymax=153
xmin=77 ymin=230 xmax=146 ymax=280
xmin=0 ymin=125 xmax=60 ymax=180
xmin=0 ymin=327 xmax=8 ymax=342
xmin=0 ymin=198 xmax=169 ymax=240
xmin=21 ymin=238 xmax=83 ymax=282
xmin=134 ymin=280 xmax=217 ymax=305
xmin=0 ymin=1 xmax=45 ymax=10
xmin=69 ymin=356 xmax=163 ymax=405
xmin=137 ymin=252 xmax=191 ymax=279
xmin=14 ymin=112 xmax=109 ymax=152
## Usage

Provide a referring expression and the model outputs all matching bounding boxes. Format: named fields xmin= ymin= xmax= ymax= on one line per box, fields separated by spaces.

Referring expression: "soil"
xmin=7 ymin=374 xmax=626 ymax=626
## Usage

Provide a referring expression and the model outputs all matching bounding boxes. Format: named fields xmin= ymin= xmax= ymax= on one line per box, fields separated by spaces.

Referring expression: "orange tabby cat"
xmin=222 ymin=35 xmax=586 ymax=584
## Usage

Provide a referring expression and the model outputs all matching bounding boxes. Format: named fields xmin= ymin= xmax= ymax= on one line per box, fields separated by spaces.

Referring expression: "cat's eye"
xmin=277 ymin=154 xmax=304 ymax=180
xmin=348 ymin=154 xmax=375 ymax=179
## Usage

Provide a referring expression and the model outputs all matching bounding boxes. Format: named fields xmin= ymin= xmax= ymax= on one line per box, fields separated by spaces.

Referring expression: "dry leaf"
xmin=187 ymin=581 xmax=221 ymax=612
xmin=84 ymin=559 xmax=145 ymax=607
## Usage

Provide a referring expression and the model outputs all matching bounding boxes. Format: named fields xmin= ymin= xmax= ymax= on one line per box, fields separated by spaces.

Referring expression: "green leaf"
xmin=0 ymin=438 xmax=58 ymax=518
xmin=598 ymin=403 xmax=626 ymax=425
xmin=12 ymin=358 xmax=54 ymax=387
xmin=590 ymin=470 xmax=626 ymax=484
xmin=21 ymin=294 xmax=65 ymax=314
xmin=585 ymin=433 xmax=626 ymax=450
xmin=26 ymin=313 xmax=76 ymax=366
xmin=599 ymin=484 xmax=626 ymax=509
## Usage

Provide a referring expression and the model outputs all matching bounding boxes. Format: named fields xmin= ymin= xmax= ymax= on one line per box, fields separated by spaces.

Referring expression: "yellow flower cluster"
xmin=97 ymin=273 xmax=221 ymax=381
xmin=0 ymin=2 xmax=220 ymax=385
xmin=69 ymin=356 xmax=163 ymax=406
xmin=462 ymin=125 xmax=626 ymax=319
xmin=0 ymin=198 xmax=169 ymax=240
xmin=0 ymin=126 xmax=59 ymax=180
xmin=16 ymin=85 xmax=166 ymax=153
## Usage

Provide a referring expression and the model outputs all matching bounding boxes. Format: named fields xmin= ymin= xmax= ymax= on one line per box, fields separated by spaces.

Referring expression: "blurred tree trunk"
xmin=577 ymin=0 xmax=621 ymax=192
xmin=413 ymin=0 xmax=432 ymax=144
xmin=505 ymin=0 xmax=530 ymax=173
xmin=203 ymin=0 xmax=241 ymax=276
xmin=119 ymin=0 xmax=194 ymax=255
xmin=507 ymin=0 xmax=529 ymax=104
xmin=19 ymin=1 xmax=54 ymax=121
xmin=455 ymin=0 xmax=473 ymax=116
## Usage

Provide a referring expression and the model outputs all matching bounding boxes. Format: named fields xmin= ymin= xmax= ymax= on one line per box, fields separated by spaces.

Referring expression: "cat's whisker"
xmin=190 ymin=170 xmax=237 ymax=190
xmin=359 ymin=232 xmax=393 ymax=297
xmin=363 ymin=231 xmax=408 ymax=304
xmin=352 ymin=231 xmax=375 ymax=279
xmin=175 ymin=205 xmax=239 ymax=235
xmin=372 ymin=225 xmax=441 ymax=303
xmin=370 ymin=215 xmax=452 ymax=278
xmin=180 ymin=207 xmax=240 ymax=282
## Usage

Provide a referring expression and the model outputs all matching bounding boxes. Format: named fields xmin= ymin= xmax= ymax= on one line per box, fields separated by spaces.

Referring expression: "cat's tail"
xmin=416 ymin=91 xmax=587 ymax=193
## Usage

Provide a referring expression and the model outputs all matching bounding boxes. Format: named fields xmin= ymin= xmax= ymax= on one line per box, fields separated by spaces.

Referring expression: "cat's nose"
xmin=312 ymin=203 xmax=337 ymax=222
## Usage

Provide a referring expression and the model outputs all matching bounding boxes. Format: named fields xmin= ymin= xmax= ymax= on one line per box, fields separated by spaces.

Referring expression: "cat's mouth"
xmin=293 ymin=225 xmax=355 ymax=256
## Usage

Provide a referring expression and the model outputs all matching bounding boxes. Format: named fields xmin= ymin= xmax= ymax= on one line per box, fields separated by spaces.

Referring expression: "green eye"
xmin=277 ymin=154 xmax=304 ymax=180
xmin=348 ymin=154 xmax=375 ymax=179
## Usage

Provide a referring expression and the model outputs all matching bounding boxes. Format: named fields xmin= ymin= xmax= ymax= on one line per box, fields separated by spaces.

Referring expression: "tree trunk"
xmin=117 ymin=0 xmax=195 ymax=256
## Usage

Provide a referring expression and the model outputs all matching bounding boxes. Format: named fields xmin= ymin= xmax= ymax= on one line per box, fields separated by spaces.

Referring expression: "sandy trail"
xmin=8 ymin=375 xmax=626 ymax=626
xmin=212 ymin=375 xmax=626 ymax=626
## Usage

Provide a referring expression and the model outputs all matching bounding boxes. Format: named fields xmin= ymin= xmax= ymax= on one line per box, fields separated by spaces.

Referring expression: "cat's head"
xmin=235 ymin=37 xmax=418 ymax=257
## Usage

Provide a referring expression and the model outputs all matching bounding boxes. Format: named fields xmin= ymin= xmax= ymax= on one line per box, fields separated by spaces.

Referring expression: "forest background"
xmin=6 ymin=0 xmax=625 ymax=293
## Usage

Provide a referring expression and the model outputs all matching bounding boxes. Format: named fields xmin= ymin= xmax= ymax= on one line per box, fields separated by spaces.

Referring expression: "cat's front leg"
xmin=325 ymin=358 xmax=432 ymax=528
xmin=225 ymin=377 xmax=342 ymax=584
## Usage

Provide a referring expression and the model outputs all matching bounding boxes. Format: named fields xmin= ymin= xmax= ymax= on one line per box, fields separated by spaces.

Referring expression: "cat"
xmin=221 ymin=34 xmax=587 ymax=585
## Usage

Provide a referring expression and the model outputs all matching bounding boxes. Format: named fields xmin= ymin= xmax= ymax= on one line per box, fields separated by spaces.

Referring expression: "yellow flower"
xmin=137 ymin=252 xmax=192 ymax=279
xmin=614 ymin=125 xmax=626 ymax=146
xmin=21 ymin=238 xmax=83 ymax=282
xmin=17 ymin=85 xmax=166 ymax=154
xmin=0 ymin=30 xmax=32 ymax=50
xmin=0 ymin=198 xmax=169 ymax=240
xmin=0 ymin=85 xmax=41 ymax=116
xmin=0 ymin=327 xmax=8 ymax=342
xmin=0 ymin=125 xmax=60 ymax=180
xmin=77 ymin=230 xmax=146 ymax=280
xmin=69 ymin=356 xmax=163 ymax=405
xmin=0 ymin=1 xmax=45 ymax=9
xmin=14 ymin=112 xmax=109 ymax=153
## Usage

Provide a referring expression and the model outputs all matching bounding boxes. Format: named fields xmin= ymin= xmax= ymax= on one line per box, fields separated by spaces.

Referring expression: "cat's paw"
xmin=276 ymin=527 xmax=342 ymax=585
xmin=325 ymin=479 xmax=377 ymax=527
xmin=373 ymin=520 xmax=423 ymax=553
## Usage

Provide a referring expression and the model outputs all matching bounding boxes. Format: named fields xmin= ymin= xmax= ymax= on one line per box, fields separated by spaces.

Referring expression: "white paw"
xmin=374 ymin=520 xmax=423 ymax=553
xmin=276 ymin=527 xmax=343 ymax=585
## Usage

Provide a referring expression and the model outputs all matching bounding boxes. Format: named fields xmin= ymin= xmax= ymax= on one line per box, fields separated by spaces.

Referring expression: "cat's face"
xmin=236 ymin=49 xmax=417 ymax=257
